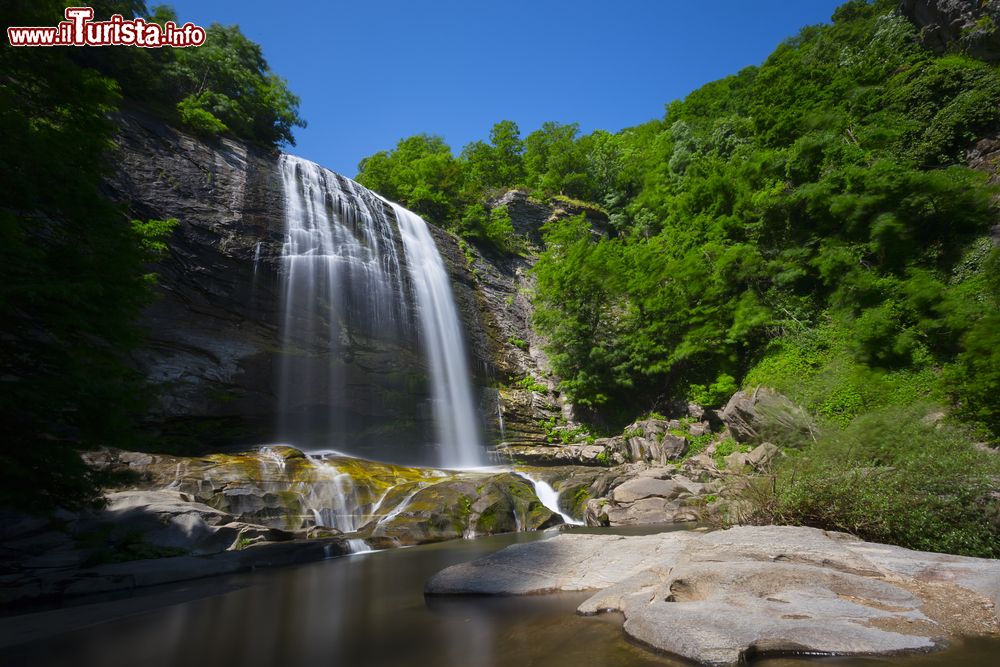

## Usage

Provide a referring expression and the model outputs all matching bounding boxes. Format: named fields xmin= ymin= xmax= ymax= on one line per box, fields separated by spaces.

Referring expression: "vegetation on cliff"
xmin=0 ymin=0 xmax=302 ymax=510
xmin=357 ymin=0 xmax=1000 ymax=555
xmin=358 ymin=0 xmax=999 ymax=440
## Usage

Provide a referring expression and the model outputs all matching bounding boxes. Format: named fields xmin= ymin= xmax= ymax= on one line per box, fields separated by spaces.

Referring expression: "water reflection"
xmin=3 ymin=528 xmax=999 ymax=667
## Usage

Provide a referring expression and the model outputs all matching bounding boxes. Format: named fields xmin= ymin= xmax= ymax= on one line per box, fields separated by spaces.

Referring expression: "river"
xmin=2 ymin=526 xmax=997 ymax=667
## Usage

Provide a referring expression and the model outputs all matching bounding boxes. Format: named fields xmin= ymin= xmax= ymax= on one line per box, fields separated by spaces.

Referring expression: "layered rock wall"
xmin=107 ymin=111 xmax=495 ymax=460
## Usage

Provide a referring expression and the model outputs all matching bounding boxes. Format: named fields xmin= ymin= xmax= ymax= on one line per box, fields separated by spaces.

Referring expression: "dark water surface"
xmin=2 ymin=526 xmax=998 ymax=667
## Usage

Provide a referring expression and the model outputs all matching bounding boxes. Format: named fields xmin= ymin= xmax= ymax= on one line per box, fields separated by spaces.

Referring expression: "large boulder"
xmin=96 ymin=490 xmax=235 ymax=553
xmin=719 ymin=388 xmax=815 ymax=445
xmin=588 ymin=472 xmax=712 ymax=526
xmin=427 ymin=525 xmax=1000 ymax=665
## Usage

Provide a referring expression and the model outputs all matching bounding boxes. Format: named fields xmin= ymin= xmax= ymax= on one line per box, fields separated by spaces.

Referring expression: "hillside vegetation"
xmin=0 ymin=0 xmax=303 ymax=509
xmin=356 ymin=0 xmax=1000 ymax=555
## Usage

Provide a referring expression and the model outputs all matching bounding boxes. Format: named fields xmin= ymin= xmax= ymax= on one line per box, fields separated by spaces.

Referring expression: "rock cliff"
xmin=106 ymin=111 xmax=496 ymax=461
xmin=899 ymin=0 xmax=1000 ymax=62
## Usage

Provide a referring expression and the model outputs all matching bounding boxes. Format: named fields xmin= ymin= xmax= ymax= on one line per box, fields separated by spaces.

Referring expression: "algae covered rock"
xmin=372 ymin=472 xmax=561 ymax=544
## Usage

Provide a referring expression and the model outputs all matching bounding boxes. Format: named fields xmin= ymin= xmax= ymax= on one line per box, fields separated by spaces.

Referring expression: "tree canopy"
xmin=1 ymin=0 xmax=303 ymax=510
xmin=357 ymin=0 xmax=1000 ymax=441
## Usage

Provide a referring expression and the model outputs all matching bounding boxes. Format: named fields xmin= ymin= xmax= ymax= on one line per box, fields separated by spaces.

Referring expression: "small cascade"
xmin=516 ymin=472 xmax=584 ymax=526
xmin=391 ymin=202 xmax=484 ymax=468
xmin=299 ymin=458 xmax=365 ymax=532
xmin=258 ymin=445 xmax=287 ymax=472
xmin=252 ymin=241 xmax=262 ymax=274
xmin=346 ymin=538 xmax=372 ymax=554
xmin=374 ymin=484 xmax=423 ymax=526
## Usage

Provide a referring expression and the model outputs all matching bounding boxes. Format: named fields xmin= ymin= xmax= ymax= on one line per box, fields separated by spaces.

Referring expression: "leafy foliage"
xmin=56 ymin=1 xmax=304 ymax=146
xmin=526 ymin=3 xmax=1000 ymax=435
xmin=0 ymin=0 xmax=293 ymax=510
xmin=357 ymin=3 xmax=998 ymax=435
xmin=741 ymin=405 xmax=1000 ymax=557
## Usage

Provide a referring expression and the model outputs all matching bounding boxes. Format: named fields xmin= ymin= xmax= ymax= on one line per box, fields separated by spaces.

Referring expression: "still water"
xmin=2 ymin=526 xmax=998 ymax=667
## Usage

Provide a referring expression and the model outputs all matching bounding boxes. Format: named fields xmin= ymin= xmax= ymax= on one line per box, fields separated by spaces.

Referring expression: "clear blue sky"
xmin=165 ymin=0 xmax=846 ymax=176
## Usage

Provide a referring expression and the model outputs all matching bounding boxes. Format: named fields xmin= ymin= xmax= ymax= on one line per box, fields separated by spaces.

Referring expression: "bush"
xmin=740 ymin=404 xmax=1000 ymax=557
xmin=177 ymin=94 xmax=229 ymax=137
xmin=688 ymin=373 xmax=738 ymax=408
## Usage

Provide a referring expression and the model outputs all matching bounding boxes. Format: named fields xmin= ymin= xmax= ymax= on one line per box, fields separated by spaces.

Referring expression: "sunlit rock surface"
xmin=427 ymin=525 xmax=1000 ymax=665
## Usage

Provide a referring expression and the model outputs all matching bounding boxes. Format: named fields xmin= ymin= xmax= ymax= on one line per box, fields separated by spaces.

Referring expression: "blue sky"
xmin=165 ymin=1 xmax=846 ymax=176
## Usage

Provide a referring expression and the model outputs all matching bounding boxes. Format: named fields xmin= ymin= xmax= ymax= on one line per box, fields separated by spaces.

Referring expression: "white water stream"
xmin=277 ymin=154 xmax=483 ymax=468
xmin=516 ymin=472 xmax=584 ymax=526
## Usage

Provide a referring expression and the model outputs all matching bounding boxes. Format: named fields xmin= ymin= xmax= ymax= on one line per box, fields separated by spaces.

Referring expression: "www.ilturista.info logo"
xmin=7 ymin=7 xmax=206 ymax=48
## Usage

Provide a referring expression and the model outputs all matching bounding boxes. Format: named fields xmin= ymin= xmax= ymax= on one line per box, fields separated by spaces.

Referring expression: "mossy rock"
xmin=373 ymin=473 xmax=561 ymax=544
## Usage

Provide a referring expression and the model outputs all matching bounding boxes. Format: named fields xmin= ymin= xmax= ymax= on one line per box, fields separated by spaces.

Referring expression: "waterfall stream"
xmin=391 ymin=203 xmax=484 ymax=468
xmin=277 ymin=154 xmax=482 ymax=468
xmin=516 ymin=473 xmax=584 ymax=526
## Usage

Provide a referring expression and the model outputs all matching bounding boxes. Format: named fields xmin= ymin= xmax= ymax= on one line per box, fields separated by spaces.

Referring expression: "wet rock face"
xmin=106 ymin=111 xmax=283 ymax=444
xmin=371 ymin=473 xmax=561 ymax=545
xmin=2 ymin=446 xmax=569 ymax=605
xmin=83 ymin=447 xmax=562 ymax=543
xmin=106 ymin=112 xmax=495 ymax=457
xmin=426 ymin=525 xmax=1000 ymax=665
xmin=899 ymin=0 xmax=1000 ymax=62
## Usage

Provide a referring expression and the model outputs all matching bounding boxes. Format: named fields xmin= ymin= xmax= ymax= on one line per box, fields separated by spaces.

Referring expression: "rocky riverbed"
xmin=426 ymin=525 xmax=1000 ymax=666
xmin=1 ymin=388 xmax=808 ymax=606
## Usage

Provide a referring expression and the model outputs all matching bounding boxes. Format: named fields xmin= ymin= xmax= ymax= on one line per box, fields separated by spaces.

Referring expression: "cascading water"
xmin=277 ymin=154 xmax=483 ymax=469
xmin=516 ymin=472 xmax=584 ymax=526
xmin=277 ymin=155 xmax=407 ymax=449
xmin=391 ymin=203 xmax=484 ymax=468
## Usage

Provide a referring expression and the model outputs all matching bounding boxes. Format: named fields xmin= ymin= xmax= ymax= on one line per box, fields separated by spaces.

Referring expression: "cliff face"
xmin=468 ymin=191 xmax=610 ymax=447
xmin=106 ymin=112 xmax=496 ymax=461
xmin=899 ymin=0 xmax=1000 ymax=62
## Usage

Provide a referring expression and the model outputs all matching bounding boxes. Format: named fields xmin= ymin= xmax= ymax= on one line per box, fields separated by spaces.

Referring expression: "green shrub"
xmin=688 ymin=373 xmax=739 ymax=408
xmin=507 ymin=336 xmax=529 ymax=350
xmin=177 ymin=94 xmax=229 ymax=137
xmin=712 ymin=438 xmax=751 ymax=467
xmin=518 ymin=376 xmax=548 ymax=393
xmin=623 ymin=425 xmax=645 ymax=439
xmin=742 ymin=404 xmax=1000 ymax=557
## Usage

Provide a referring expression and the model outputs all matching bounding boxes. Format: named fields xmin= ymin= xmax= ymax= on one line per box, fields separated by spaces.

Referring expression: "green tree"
xmin=1 ymin=0 xmax=177 ymax=510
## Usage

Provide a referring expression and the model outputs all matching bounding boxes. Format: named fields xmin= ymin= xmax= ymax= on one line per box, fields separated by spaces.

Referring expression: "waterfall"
xmin=277 ymin=154 xmax=483 ymax=468
xmin=391 ymin=203 xmax=484 ymax=468
xmin=516 ymin=473 xmax=584 ymax=526
xmin=277 ymin=155 xmax=407 ymax=447
xmin=346 ymin=538 xmax=372 ymax=554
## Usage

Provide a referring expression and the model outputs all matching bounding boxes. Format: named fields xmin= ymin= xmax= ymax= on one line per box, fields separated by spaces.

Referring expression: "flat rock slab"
xmin=426 ymin=525 xmax=1000 ymax=666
